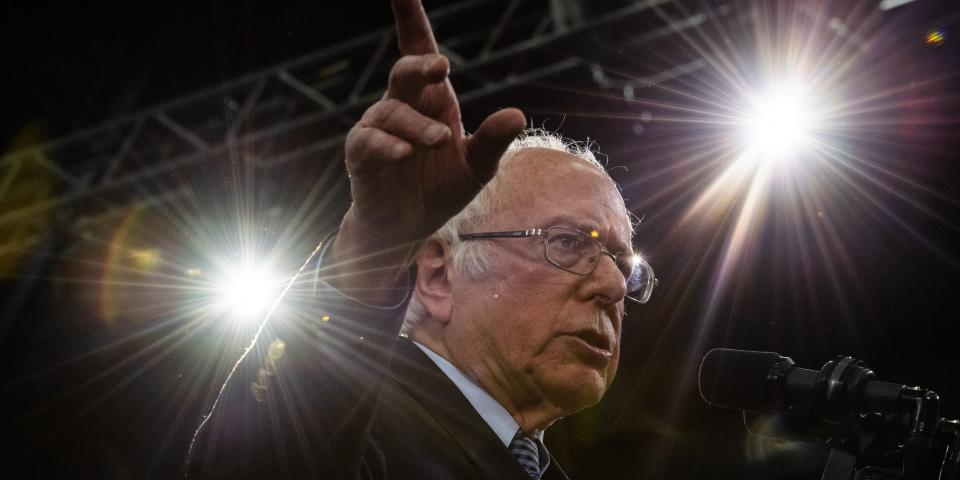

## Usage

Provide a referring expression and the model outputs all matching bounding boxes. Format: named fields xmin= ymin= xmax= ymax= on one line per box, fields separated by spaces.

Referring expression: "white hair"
xmin=400 ymin=129 xmax=621 ymax=335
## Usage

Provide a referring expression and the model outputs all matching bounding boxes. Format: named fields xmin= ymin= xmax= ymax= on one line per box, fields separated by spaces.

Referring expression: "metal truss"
xmin=0 ymin=0 xmax=732 ymax=257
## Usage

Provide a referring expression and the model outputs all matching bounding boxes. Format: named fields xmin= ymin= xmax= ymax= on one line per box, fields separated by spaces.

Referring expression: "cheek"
xmin=493 ymin=302 xmax=558 ymax=358
xmin=481 ymin=298 xmax=565 ymax=372
xmin=468 ymin=259 xmax=576 ymax=365
xmin=533 ymin=330 xmax=621 ymax=387
xmin=526 ymin=338 xmax=613 ymax=407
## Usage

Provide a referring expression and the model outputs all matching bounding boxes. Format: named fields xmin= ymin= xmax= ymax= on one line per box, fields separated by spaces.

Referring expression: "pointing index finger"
xmin=391 ymin=0 xmax=439 ymax=55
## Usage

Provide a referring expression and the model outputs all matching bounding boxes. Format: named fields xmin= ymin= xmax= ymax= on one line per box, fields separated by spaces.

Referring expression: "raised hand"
xmin=330 ymin=0 xmax=525 ymax=302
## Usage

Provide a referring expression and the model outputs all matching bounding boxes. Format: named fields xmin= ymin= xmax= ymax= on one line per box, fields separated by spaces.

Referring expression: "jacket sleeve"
xmin=186 ymin=232 xmax=412 ymax=479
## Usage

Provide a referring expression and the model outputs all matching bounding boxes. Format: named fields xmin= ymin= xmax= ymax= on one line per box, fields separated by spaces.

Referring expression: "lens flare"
xmin=925 ymin=29 xmax=946 ymax=46
xmin=217 ymin=266 xmax=276 ymax=317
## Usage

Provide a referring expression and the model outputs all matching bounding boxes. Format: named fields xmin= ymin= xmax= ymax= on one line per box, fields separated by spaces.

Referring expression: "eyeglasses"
xmin=458 ymin=226 xmax=657 ymax=303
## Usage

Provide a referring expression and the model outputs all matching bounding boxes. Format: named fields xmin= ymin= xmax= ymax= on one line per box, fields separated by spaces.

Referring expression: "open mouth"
xmin=570 ymin=329 xmax=612 ymax=355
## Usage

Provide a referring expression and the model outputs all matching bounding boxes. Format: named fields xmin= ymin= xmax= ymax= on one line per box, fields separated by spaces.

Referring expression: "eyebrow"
xmin=538 ymin=215 xmax=632 ymax=253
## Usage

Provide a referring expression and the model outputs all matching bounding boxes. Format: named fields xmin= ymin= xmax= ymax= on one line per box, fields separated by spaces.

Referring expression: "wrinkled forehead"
xmin=493 ymin=148 xmax=632 ymax=241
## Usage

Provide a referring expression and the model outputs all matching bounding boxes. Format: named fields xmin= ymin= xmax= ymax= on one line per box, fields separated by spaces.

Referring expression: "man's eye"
xmin=552 ymin=233 xmax=586 ymax=250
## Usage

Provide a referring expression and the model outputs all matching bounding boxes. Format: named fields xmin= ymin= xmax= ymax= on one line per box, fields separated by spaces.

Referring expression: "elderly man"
xmin=190 ymin=1 xmax=654 ymax=478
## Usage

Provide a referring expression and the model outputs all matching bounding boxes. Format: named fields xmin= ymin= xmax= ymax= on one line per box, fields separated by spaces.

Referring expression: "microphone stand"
xmin=702 ymin=349 xmax=958 ymax=479
xmin=815 ymin=375 xmax=959 ymax=480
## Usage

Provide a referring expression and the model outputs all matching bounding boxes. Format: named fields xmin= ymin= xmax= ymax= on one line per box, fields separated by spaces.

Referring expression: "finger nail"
xmin=424 ymin=124 xmax=449 ymax=145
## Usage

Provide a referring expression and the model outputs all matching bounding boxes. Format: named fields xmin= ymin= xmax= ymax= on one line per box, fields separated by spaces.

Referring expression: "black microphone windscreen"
xmin=698 ymin=348 xmax=788 ymax=413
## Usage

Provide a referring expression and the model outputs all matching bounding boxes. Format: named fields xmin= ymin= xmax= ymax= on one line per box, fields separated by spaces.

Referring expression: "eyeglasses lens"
xmin=544 ymin=227 xmax=655 ymax=301
xmin=545 ymin=228 xmax=595 ymax=274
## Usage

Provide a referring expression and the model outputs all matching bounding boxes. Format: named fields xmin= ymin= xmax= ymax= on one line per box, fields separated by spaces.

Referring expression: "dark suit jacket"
xmin=188 ymin=284 xmax=571 ymax=480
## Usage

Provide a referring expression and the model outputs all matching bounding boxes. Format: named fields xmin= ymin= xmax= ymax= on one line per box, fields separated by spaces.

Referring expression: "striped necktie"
xmin=509 ymin=432 xmax=550 ymax=479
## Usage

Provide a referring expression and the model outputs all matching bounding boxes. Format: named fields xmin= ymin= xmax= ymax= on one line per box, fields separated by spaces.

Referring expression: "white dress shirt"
xmin=413 ymin=341 xmax=545 ymax=446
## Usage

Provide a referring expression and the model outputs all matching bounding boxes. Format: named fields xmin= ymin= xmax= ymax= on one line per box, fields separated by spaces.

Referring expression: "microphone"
xmin=699 ymin=349 xmax=960 ymax=480
xmin=698 ymin=348 xmax=905 ymax=418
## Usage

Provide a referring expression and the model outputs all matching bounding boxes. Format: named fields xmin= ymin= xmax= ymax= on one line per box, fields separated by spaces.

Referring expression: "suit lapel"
xmin=388 ymin=338 xmax=531 ymax=479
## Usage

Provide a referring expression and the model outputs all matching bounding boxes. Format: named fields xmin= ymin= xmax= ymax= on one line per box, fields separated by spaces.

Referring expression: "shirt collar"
xmin=412 ymin=341 xmax=544 ymax=446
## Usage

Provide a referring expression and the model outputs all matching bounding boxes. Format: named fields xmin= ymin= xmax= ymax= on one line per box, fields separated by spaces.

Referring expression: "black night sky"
xmin=2 ymin=0 xmax=959 ymax=478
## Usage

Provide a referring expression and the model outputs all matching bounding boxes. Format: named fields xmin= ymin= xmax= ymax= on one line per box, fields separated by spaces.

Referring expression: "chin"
xmin=537 ymin=365 xmax=609 ymax=412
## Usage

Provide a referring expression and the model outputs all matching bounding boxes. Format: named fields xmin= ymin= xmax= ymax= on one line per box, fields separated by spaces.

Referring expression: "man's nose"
xmin=587 ymin=252 xmax=628 ymax=303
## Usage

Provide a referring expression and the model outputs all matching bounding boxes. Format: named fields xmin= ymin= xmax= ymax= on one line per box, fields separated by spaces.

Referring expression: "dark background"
xmin=2 ymin=0 xmax=959 ymax=478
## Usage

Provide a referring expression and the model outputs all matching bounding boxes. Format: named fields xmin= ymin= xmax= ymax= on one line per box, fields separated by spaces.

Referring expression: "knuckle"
xmin=345 ymin=125 xmax=362 ymax=145
xmin=389 ymin=55 xmax=420 ymax=81
xmin=345 ymin=126 xmax=370 ymax=155
xmin=347 ymin=127 xmax=401 ymax=164
xmin=361 ymin=102 xmax=381 ymax=121
xmin=372 ymin=130 xmax=393 ymax=148
xmin=376 ymin=99 xmax=406 ymax=124
xmin=388 ymin=60 xmax=404 ymax=83
xmin=380 ymin=98 xmax=403 ymax=111
xmin=364 ymin=99 xmax=397 ymax=123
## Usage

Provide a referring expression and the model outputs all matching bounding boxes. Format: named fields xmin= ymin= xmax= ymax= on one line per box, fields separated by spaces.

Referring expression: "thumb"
xmin=464 ymin=108 xmax=526 ymax=184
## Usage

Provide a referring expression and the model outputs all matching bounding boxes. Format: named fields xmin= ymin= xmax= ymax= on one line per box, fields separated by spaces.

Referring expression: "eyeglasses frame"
xmin=457 ymin=226 xmax=657 ymax=303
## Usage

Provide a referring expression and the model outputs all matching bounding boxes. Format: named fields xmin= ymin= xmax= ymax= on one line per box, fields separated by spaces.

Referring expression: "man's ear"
xmin=414 ymin=236 xmax=453 ymax=324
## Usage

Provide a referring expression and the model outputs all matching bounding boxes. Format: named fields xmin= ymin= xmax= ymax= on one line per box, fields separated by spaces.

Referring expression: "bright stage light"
xmin=739 ymin=83 xmax=813 ymax=157
xmin=217 ymin=266 xmax=276 ymax=318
